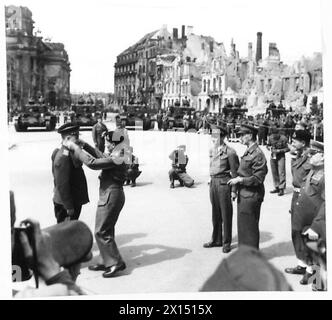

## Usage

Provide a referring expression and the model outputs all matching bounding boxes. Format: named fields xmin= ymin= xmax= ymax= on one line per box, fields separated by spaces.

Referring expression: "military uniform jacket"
xmin=291 ymin=150 xmax=312 ymax=188
xmin=92 ymin=122 xmax=108 ymax=145
xmin=293 ymin=167 xmax=325 ymax=232
xmin=52 ymin=146 xmax=89 ymax=210
xmin=237 ymin=143 xmax=268 ymax=202
xmin=267 ymin=134 xmax=289 ymax=155
xmin=209 ymin=144 xmax=239 ymax=192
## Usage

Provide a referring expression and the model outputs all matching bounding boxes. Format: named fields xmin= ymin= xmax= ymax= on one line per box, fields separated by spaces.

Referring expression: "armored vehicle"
xmin=14 ymin=102 xmax=57 ymax=132
xmin=70 ymin=104 xmax=101 ymax=127
xmin=120 ymin=104 xmax=157 ymax=130
xmin=166 ymin=106 xmax=196 ymax=130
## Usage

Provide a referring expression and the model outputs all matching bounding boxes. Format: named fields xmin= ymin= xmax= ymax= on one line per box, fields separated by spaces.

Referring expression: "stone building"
xmin=6 ymin=5 xmax=71 ymax=112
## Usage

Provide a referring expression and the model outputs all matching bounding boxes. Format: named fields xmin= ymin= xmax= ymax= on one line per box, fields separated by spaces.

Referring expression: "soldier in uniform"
xmin=115 ymin=115 xmax=130 ymax=146
xmin=168 ymin=145 xmax=194 ymax=188
xmin=92 ymin=115 xmax=108 ymax=152
xmin=228 ymin=124 xmax=268 ymax=249
xmin=51 ymin=123 xmax=89 ymax=223
xmin=124 ymin=147 xmax=142 ymax=187
xmin=65 ymin=131 xmax=129 ymax=278
xmin=204 ymin=125 xmax=239 ymax=253
xmin=285 ymin=140 xmax=324 ymax=285
xmin=267 ymin=127 xmax=289 ymax=196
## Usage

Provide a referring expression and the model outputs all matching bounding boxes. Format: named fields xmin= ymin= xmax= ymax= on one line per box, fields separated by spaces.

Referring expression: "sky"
xmin=5 ymin=0 xmax=324 ymax=93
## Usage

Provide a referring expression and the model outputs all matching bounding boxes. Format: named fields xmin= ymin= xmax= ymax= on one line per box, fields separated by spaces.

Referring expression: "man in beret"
xmin=51 ymin=123 xmax=89 ymax=223
xmin=92 ymin=115 xmax=108 ymax=152
xmin=228 ymin=124 xmax=268 ymax=249
xmin=286 ymin=140 xmax=325 ymax=285
xmin=203 ymin=125 xmax=239 ymax=253
xmin=267 ymin=126 xmax=289 ymax=196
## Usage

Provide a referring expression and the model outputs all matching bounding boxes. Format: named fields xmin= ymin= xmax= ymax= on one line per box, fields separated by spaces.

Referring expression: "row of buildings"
xmin=6 ymin=5 xmax=71 ymax=112
xmin=114 ymin=25 xmax=323 ymax=113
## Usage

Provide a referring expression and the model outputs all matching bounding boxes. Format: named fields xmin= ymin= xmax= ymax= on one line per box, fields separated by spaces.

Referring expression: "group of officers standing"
xmin=50 ymin=107 xmax=325 ymax=290
xmin=204 ymin=119 xmax=325 ymax=290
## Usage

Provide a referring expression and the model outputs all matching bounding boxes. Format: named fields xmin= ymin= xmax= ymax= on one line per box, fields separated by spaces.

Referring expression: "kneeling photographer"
xmin=11 ymin=191 xmax=90 ymax=297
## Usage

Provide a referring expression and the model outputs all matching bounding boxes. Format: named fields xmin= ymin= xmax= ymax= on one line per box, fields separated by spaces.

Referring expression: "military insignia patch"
xmin=312 ymin=170 xmax=324 ymax=181
xmin=63 ymin=149 xmax=69 ymax=156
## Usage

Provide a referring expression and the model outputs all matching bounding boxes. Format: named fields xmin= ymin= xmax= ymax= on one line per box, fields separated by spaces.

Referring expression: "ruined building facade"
xmin=114 ymin=27 xmax=323 ymax=112
xmin=6 ymin=5 xmax=71 ymax=111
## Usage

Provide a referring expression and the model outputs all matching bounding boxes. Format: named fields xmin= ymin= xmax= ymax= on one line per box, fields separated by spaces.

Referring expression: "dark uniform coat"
xmin=92 ymin=122 xmax=108 ymax=152
xmin=209 ymin=144 xmax=239 ymax=246
xmin=236 ymin=143 xmax=268 ymax=249
xmin=73 ymin=143 xmax=128 ymax=267
xmin=52 ymin=146 xmax=89 ymax=222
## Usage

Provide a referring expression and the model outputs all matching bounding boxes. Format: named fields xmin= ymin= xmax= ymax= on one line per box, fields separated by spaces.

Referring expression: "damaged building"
xmin=6 ymin=5 xmax=71 ymax=112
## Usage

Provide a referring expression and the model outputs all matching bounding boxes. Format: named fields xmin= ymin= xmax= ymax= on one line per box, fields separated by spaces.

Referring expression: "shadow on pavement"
xmin=124 ymin=182 xmax=153 ymax=187
xmin=261 ymin=241 xmax=294 ymax=260
xmin=120 ymin=243 xmax=192 ymax=274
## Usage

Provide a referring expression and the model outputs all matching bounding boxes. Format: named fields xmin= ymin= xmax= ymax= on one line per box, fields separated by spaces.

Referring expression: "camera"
xmin=12 ymin=222 xmax=38 ymax=284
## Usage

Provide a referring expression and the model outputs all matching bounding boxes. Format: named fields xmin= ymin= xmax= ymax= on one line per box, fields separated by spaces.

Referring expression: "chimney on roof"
xmin=256 ymin=32 xmax=262 ymax=63
xmin=173 ymin=28 xmax=178 ymax=39
xmin=248 ymin=42 xmax=253 ymax=60
xmin=181 ymin=25 xmax=185 ymax=39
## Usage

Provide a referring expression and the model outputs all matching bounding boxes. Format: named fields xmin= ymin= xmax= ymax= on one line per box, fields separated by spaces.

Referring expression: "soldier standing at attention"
xmin=285 ymin=141 xmax=324 ymax=285
xmin=267 ymin=126 xmax=290 ymax=196
xmin=204 ymin=125 xmax=239 ymax=253
xmin=115 ymin=115 xmax=130 ymax=146
xmin=228 ymin=124 xmax=268 ymax=249
xmin=92 ymin=115 xmax=108 ymax=152
xmin=51 ymin=123 xmax=89 ymax=223
xmin=65 ymin=131 xmax=129 ymax=278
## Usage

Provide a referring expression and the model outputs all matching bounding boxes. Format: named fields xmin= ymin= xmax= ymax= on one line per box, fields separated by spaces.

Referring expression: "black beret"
xmin=292 ymin=130 xmax=311 ymax=144
xmin=200 ymin=245 xmax=292 ymax=291
xmin=211 ymin=125 xmax=227 ymax=137
xmin=238 ymin=124 xmax=258 ymax=135
xmin=57 ymin=122 xmax=80 ymax=134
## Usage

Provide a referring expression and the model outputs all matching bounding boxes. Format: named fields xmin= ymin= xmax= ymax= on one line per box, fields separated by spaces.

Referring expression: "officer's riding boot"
xmin=126 ymin=180 xmax=131 ymax=186
xmin=170 ymin=179 xmax=175 ymax=189
xmin=179 ymin=180 xmax=184 ymax=187
xmin=131 ymin=180 xmax=136 ymax=187
xmin=278 ymin=189 xmax=284 ymax=196
xmin=270 ymin=187 xmax=279 ymax=194
xmin=300 ymin=270 xmax=315 ymax=285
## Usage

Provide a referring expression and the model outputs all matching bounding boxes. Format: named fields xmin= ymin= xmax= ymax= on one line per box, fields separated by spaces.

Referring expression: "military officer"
xmin=51 ymin=123 xmax=89 ymax=223
xmin=204 ymin=125 xmax=239 ymax=253
xmin=267 ymin=127 xmax=289 ymax=196
xmin=285 ymin=140 xmax=325 ymax=285
xmin=65 ymin=131 xmax=129 ymax=278
xmin=228 ymin=124 xmax=268 ymax=249
xmin=92 ymin=115 xmax=108 ymax=152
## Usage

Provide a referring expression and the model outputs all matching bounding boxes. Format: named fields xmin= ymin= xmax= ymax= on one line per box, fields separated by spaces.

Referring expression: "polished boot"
xmin=300 ymin=271 xmax=315 ymax=285
xmin=131 ymin=180 xmax=136 ymax=187
xmin=222 ymin=245 xmax=231 ymax=253
xmin=270 ymin=187 xmax=279 ymax=194
xmin=170 ymin=181 xmax=174 ymax=189
xmin=88 ymin=264 xmax=106 ymax=271
xmin=102 ymin=262 xmax=126 ymax=278
xmin=284 ymin=266 xmax=306 ymax=275
xmin=278 ymin=189 xmax=284 ymax=196
xmin=203 ymin=241 xmax=222 ymax=248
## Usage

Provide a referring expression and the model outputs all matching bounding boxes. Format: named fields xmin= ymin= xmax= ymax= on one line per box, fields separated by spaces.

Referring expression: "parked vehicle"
xmin=70 ymin=104 xmax=101 ymax=127
xmin=120 ymin=104 xmax=157 ymax=130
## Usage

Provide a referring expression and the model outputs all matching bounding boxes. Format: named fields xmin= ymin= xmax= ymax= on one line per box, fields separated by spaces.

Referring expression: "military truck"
xmin=14 ymin=102 xmax=57 ymax=132
xmin=70 ymin=104 xmax=101 ymax=127
xmin=120 ymin=104 xmax=157 ymax=130
xmin=166 ymin=106 xmax=196 ymax=130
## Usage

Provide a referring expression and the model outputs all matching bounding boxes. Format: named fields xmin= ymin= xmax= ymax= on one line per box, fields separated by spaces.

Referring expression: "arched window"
xmin=213 ymin=78 xmax=216 ymax=91
xmin=203 ymin=80 xmax=206 ymax=92
xmin=199 ymin=99 xmax=201 ymax=110
xmin=207 ymin=80 xmax=210 ymax=92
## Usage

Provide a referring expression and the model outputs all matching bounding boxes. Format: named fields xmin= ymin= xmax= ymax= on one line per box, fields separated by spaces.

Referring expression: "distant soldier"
xmin=267 ymin=126 xmax=290 ymax=196
xmin=162 ymin=111 xmax=170 ymax=131
xmin=228 ymin=124 xmax=268 ymax=249
xmin=115 ymin=115 xmax=130 ymax=146
xmin=285 ymin=141 xmax=324 ymax=286
xmin=204 ymin=125 xmax=239 ymax=253
xmin=52 ymin=123 xmax=89 ymax=223
xmin=169 ymin=145 xmax=194 ymax=188
xmin=92 ymin=115 xmax=108 ymax=152
xmin=156 ymin=110 xmax=163 ymax=131
xmin=183 ymin=111 xmax=191 ymax=132
xmin=124 ymin=147 xmax=142 ymax=187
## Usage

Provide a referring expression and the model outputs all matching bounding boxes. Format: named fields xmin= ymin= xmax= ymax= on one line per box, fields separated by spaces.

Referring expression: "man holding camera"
xmin=52 ymin=123 xmax=89 ymax=223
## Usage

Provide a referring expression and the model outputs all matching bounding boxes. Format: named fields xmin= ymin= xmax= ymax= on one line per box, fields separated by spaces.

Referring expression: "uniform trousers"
xmin=270 ymin=154 xmax=286 ymax=190
xmin=95 ymin=187 xmax=125 ymax=267
xmin=54 ymin=202 xmax=82 ymax=223
xmin=237 ymin=192 xmax=262 ymax=249
xmin=209 ymin=178 xmax=233 ymax=246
